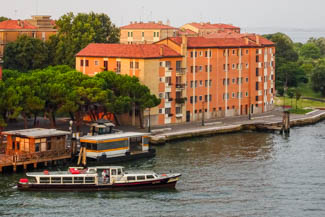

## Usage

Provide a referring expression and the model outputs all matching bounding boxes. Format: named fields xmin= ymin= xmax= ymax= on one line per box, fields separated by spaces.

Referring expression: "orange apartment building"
xmin=0 ymin=15 xmax=57 ymax=60
xmin=120 ymin=21 xmax=178 ymax=44
xmin=75 ymin=43 xmax=184 ymax=126
xmin=77 ymin=31 xmax=275 ymax=126
xmin=156 ymin=35 xmax=275 ymax=122
xmin=180 ymin=22 xmax=241 ymax=36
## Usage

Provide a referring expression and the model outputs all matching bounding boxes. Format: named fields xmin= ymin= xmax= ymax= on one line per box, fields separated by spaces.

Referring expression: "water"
xmin=1 ymin=122 xmax=325 ymax=217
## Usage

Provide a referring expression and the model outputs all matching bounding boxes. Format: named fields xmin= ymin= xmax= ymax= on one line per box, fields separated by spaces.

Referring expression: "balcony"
xmin=166 ymin=97 xmax=173 ymax=102
xmin=167 ymin=113 xmax=173 ymax=117
xmin=176 ymin=68 xmax=186 ymax=75
xmin=175 ymin=83 xmax=186 ymax=89
xmin=175 ymin=97 xmax=187 ymax=104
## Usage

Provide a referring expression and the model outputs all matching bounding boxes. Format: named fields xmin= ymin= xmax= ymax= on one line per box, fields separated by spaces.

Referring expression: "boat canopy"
xmin=80 ymin=132 xmax=149 ymax=142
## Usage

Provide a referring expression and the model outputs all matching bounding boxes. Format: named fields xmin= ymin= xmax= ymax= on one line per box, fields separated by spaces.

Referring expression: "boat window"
xmin=85 ymin=143 xmax=91 ymax=150
xmin=92 ymin=144 xmax=97 ymax=150
xmin=118 ymin=169 xmax=122 ymax=175
xmin=40 ymin=177 xmax=50 ymax=184
xmin=127 ymin=176 xmax=136 ymax=181
xmin=137 ymin=176 xmax=145 ymax=180
xmin=146 ymin=175 xmax=154 ymax=179
xmin=111 ymin=169 xmax=116 ymax=175
xmin=51 ymin=177 xmax=61 ymax=184
xmin=63 ymin=177 xmax=73 ymax=184
xmin=74 ymin=177 xmax=84 ymax=184
xmin=85 ymin=177 xmax=95 ymax=184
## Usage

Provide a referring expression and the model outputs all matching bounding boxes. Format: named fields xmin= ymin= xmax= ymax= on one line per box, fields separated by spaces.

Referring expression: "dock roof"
xmin=1 ymin=128 xmax=70 ymax=138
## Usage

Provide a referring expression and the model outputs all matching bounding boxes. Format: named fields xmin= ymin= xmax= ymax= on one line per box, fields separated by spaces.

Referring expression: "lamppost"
xmin=148 ymin=108 xmax=151 ymax=133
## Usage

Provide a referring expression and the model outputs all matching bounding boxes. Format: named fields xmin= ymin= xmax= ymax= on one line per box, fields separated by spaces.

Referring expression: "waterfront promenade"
xmin=2 ymin=107 xmax=325 ymax=145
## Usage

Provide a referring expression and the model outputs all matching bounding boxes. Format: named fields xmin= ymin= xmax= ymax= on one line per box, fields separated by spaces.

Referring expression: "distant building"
xmin=120 ymin=21 xmax=178 ymax=44
xmin=180 ymin=22 xmax=241 ymax=36
xmin=76 ymin=43 xmax=183 ymax=126
xmin=0 ymin=15 xmax=57 ymax=59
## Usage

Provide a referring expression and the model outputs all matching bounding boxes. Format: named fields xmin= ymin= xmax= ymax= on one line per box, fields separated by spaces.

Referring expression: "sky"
xmin=1 ymin=0 xmax=325 ymax=30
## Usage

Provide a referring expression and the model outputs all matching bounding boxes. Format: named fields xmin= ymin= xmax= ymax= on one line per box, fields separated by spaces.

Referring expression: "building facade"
xmin=180 ymin=22 xmax=241 ymax=36
xmin=157 ymin=35 xmax=275 ymax=121
xmin=76 ymin=43 xmax=183 ymax=126
xmin=0 ymin=15 xmax=57 ymax=60
xmin=120 ymin=21 xmax=178 ymax=44
xmin=77 ymin=30 xmax=275 ymax=126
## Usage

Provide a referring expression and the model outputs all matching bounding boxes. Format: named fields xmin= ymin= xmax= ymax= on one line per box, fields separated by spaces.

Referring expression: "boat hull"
xmin=17 ymin=175 xmax=180 ymax=192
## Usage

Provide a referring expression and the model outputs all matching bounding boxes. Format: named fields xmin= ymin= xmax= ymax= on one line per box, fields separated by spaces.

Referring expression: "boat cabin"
xmin=80 ymin=132 xmax=150 ymax=160
xmin=1 ymin=128 xmax=70 ymax=156
xmin=88 ymin=120 xmax=121 ymax=136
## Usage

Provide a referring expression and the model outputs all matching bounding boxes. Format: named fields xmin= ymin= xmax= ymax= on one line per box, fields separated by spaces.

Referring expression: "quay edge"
xmin=149 ymin=111 xmax=325 ymax=145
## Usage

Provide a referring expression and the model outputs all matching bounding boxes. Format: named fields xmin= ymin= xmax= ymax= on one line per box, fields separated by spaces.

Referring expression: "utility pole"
xmin=148 ymin=108 xmax=151 ymax=133
xmin=202 ymin=101 xmax=205 ymax=126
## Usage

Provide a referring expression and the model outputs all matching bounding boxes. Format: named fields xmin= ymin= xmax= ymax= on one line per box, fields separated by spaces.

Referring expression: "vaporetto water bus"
xmin=17 ymin=166 xmax=181 ymax=191
xmin=79 ymin=132 xmax=155 ymax=163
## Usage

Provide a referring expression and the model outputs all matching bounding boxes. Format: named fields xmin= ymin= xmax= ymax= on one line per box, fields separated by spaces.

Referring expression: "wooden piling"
xmin=33 ymin=163 xmax=37 ymax=169
xmin=13 ymin=165 xmax=16 ymax=172
xmin=23 ymin=164 xmax=27 ymax=170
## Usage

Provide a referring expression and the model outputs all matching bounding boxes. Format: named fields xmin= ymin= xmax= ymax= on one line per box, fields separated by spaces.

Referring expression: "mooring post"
xmin=282 ymin=111 xmax=290 ymax=135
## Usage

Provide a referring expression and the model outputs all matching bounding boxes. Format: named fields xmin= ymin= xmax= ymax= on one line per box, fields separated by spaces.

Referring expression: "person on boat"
xmin=102 ymin=170 xmax=107 ymax=183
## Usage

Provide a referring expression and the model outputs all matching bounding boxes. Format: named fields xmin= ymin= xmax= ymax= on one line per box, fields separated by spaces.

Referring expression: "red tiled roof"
xmin=246 ymin=34 xmax=274 ymax=46
xmin=0 ymin=20 xmax=37 ymax=29
xmin=178 ymin=29 xmax=197 ymax=35
xmin=120 ymin=22 xmax=177 ymax=30
xmin=76 ymin=43 xmax=182 ymax=58
xmin=169 ymin=37 xmax=258 ymax=48
xmin=187 ymin=22 xmax=240 ymax=30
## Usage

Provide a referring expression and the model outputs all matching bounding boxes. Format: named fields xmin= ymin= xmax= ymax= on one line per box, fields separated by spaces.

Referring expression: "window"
xmin=232 ymin=92 xmax=235 ymax=98
xmin=80 ymin=60 xmax=84 ymax=66
xmin=256 ymin=56 xmax=259 ymax=62
xmin=176 ymin=107 xmax=182 ymax=114
xmin=116 ymin=61 xmax=121 ymax=73
xmin=246 ymin=92 xmax=248 ymax=97
xmin=157 ymin=32 xmax=159 ymax=37
xmin=74 ymin=177 xmax=84 ymax=184
xmin=85 ymin=60 xmax=89 ymax=67
xmin=127 ymin=176 xmax=136 ymax=181
xmin=165 ymin=108 xmax=171 ymax=114
xmin=199 ymin=66 xmax=203 ymax=72
xmin=205 ymin=50 xmax=212 ymax=57
xmin=256 ymin=96 xmax=259 ymax=101
xmin=51 ymin=177 xmax=61 ymax=184
xmin=146 ymin=175 xmax=154 ymax=179
xmin=142 ymin=32 xmax=144 ymax=37
xmin=246 ymin=49 xmax=249 ymax=55
xmin=205 ymin=65 xmax=212 ymax=72
xmin=63 ymin=177 xmax=73 ymax=184
xmin=256 ymin=68 xmax=259 ymax=76
xmin=199 ymin=80 xmax=203 ymax=86
xmin=111 ymin=169 xmax=117 ymax=175
xmin=94 ymin=60 xmax=99 ymax=66
xmin=35 ymin=143 xmax=40 ymax=152
xmin=199 ymin=51 xmax=203 ymax=56
xmin=232 ymin=49 xmax=236 ymax=55
xmin=176 ymin=61 xmax=181 ymax=71
xmin=199 ymin=96 xmax=202 ymax=101
xmin=137 ymin=176 xmax=145 ymax=180
xmin=85 ymin=177 xmax=95 ymax=184
xmin=118 ymin=169 xmax=122 ymax=175
xmin=246 ymin=77 xmax=249 ymax=82
xmin=246 ymin=63 xmax=249 ymax=69
xmin=40 ymin=177 xmax=50 ymax=184
xmin=232 ymin=78 xmax=236 ymax=84
xmin=232 ymin=64 xmax=236 ymax=69
xmin=256 ymin=82 xmax=259 ymax=90
xmin=47 ymin=139 xmax=51 ymax=151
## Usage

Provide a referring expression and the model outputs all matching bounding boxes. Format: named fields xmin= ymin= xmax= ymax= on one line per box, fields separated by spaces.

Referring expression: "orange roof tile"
xmin=120 ymin=22 xmax=177 ymax=30
xmin=169 ymin=36 xmax=259 ymax=48
xmin=76 ymin=43 xmax=182 ymax=58
xmin=187 ymin=22 xmax=240 ymax=30
xmin=0 ymin=20 xmax=37 ymax=29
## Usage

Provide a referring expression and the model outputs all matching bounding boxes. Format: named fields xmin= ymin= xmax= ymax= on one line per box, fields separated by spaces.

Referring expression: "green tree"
xmin=311 ymin=59 xmax=325 ymax=96
xmin=307 ymin=37 xmax=325 ymax=56
xmin=300 ymin=43 xmax=321 ymax=59
xmin=3 ymin=35 xmax=49 ymax=72
xmin=287 ymin=88 xmax=295 ymax=108
xmin=295 ymin=89 xmax=302 ymax=110
xmin=48 ymin=12 xmax=119 ymax=67
xmin=0 ymin=16 xmax=9 ymax=22
xmin=276 ymin=62 xmax=307 ymax=93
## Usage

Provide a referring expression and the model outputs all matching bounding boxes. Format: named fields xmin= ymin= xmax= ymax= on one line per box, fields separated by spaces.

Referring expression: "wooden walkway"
xmin=0 ymin=150 xmax=72 ymax=172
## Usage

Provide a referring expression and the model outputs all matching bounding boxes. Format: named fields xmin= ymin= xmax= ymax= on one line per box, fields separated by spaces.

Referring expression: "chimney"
xmin=160 ymin=46 xmax=164 ymax=56
xmin=244 ymin=37 xmax=249 ymax=45
xmin=130 ymin=21 xmax=133 ymax=24
xmin=181 ymin=35 xmax=187 ymax=56
xmin=256 ymin=35 xmax=260 ymax=45
xmin=158 ymin=20 xmax=162 ymax=24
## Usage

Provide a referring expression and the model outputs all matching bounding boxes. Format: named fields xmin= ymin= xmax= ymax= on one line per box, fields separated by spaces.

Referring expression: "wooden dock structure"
xmin=0 ymin=128 xmax=72 ymax=173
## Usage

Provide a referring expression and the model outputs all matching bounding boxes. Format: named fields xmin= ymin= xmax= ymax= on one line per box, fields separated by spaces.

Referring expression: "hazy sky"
xmin=1 ymin=0 xmax=325 ymax=29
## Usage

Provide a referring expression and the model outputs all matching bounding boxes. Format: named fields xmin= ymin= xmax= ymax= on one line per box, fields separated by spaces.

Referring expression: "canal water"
xmin=1 ymin=121 xmax=325 ymax=217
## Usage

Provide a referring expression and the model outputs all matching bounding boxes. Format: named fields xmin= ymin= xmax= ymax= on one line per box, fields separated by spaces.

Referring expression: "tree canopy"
xmin=48 ymin=12 xmax=120 ymax=67
xmin=0 ymin=16 xmax=9 ymax=22
xmin=311 ymin=59 xmax=325 ymax=96
xmin=3 ymin=35 xmax=49 ymax=72
xmin=1 ymin=66 xmax=160 ymax=129
xmin=300 ymin=43 xmax=321 ymax=59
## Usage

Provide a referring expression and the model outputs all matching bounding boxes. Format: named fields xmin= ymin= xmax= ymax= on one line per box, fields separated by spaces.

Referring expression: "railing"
xmin=11 ymin=149 xmax=71 ymax=163
xmin=175 ymin=83 xmax=186 ymax=89
xmin=176 ymin=68 xmax=186 ymax=75
xmin=175 ymin=97 xmax=187 ymax=104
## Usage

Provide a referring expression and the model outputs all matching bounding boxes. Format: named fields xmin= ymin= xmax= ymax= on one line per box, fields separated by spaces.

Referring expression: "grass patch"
xmin=298 ymin=83 xmax=323 ymax=99
xmin=289 ymin=108 xmax=313 ymax=114
xmin=275 ymin=97 xmax=325 ymax=109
